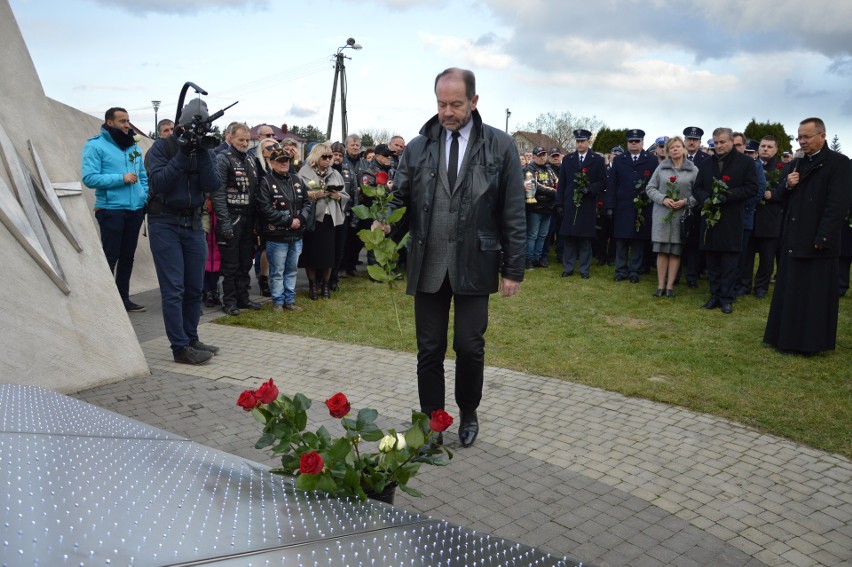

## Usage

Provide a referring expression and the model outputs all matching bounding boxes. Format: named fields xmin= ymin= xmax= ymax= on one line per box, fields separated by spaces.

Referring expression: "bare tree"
xmin=357 ymin=128 xmax=392 ymax=146
xmin=519 ymin=111 xmax=606 ymax=151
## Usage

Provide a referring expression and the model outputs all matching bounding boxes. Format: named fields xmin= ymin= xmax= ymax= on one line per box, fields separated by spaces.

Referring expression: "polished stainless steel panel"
xmin=0 ymin=385 xmax=576 ymax=566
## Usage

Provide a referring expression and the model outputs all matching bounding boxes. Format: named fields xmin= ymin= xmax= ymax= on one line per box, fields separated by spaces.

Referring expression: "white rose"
xmin=378 ymin=433 xmax=406 ymax=453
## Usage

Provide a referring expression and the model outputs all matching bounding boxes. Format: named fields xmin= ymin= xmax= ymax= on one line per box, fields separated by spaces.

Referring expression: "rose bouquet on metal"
xmin=237 ymin=379 xmax=453 ymax=501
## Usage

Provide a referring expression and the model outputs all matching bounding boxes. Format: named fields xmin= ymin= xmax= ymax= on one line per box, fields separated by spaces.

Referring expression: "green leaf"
xmin=351 ymin=204 xmax=371 ymax=220
xmin=386 ymin=207 xmax=406 ymax=225
xmin=255 ymin=432 xmax=276 ymax=449
xmin=356 ymin=408 xmax=379 ymax=427
xmin=398 ymin=483 xmax=422 ymax=497
xmin=361 ymin=185 xmax=378 ymax=198
xmin=357 ymin=228 xmax=384 ymax=247
xmin=367 ymin=264 xmax=392 ymax=282
xmin=295 ymin=473 xmax=318 ymax=491
xmin=251 ymin=407 xmax=270 ymax=424
xmin=396 ymin=232 xmax=411 ymax=249
xmin=293 ymin=393 xmax=312 ymax=412
xmin=405 ymin=427 xmax=425 ymax=449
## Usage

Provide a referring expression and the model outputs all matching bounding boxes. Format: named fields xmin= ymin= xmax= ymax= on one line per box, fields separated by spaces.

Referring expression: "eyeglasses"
xmin=796 ymin=133 xmax=822 ymax=142
xmin=261 ymin=133 xmax=275 ymax=138
xmin=320 ymin=154 xmax=333 ymax=160
xmin=262 ymin=143 xmax=280 ymax=152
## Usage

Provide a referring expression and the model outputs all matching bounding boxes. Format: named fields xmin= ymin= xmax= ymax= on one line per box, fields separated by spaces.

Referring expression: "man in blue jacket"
xmin=81 ymin=107 xmax=148 ymax=312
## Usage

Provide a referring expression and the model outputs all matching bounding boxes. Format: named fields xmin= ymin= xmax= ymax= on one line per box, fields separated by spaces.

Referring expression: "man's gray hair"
xmin=712 ymin=127 xmax=733 ymax=140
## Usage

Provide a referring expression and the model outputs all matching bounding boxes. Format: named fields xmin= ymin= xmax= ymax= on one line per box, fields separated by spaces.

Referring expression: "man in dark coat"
xmin=682 ymin=126 xmax=710 ymax=287
xmin=557 ymin=129 xmax=607 ymax=278
xmin=387 ymin=67 xmax=525 ymax=447
xmin=764 ymin=117 xmax=852 ymax=354
xmin=605 ymin=129 xmax=658 ymax=283
xmin=744 ymin=135 xmax=785 ymax=298
xmin=693 ymin=127 xmax=760 ymax=314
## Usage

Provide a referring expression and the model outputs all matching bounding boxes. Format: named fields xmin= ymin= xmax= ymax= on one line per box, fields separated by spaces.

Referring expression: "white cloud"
xmin=88 ymin=0 xmax=270 ymax=15
xmin=418 ymin=32 xmax=513 ymax=70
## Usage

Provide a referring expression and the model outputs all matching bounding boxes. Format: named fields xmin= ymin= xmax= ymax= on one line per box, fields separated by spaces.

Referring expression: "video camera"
xmin=173 ymin=81 xmax=238 ymax=150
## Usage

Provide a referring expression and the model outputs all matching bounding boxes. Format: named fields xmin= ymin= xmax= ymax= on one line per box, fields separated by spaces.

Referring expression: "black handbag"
xmin=680 ymin=205 xmax=697 ymax=240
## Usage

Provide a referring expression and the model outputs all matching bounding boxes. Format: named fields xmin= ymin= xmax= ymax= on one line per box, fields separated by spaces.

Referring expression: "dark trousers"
xmin=95 ymin=208 xmax=145 ymax=303
xmin=219 ymin=214 xmax=256 ymax=307
xmin=683 ymin=242 xmax=703 ymax=285
xmin=203 ymin=271 xmax=220 ymax=293
xmin=414 ymin=276 xmax=489 ymax=417
xmin=330 ymin=221 xmax=348 ymax=285
xmin=341 ymin=222 xmax=361 ymax=272
xmin=706 ymin=251 xmax=739 ymax=305
xmin=736 ymin=229 xmax=754 ymax=293
xmin=541 ymin=210 xmax=562 ymax=259
xmin=614 ymin=238 xmax=645 ymax=278
xmin=148 ymin=218 xmax=206 ymax=352
xmin=840 ymin=256 xmax=851 ymax=296
xmin=562 ymin=236 xmax=592 ymax=276
xmin=743 ymin=236 xmax=778 ymax=294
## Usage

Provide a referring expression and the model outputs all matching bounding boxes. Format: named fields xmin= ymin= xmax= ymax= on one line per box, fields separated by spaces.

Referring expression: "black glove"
xmin=581 ymin=187 xmax=590 ymax=195
xmin=606 ymin=209 xmax=614 ymax=219
xmin=716 ymin=194 xmax=728 ymax=204
xmin=179 ymin=142 xmax=195 ymax=156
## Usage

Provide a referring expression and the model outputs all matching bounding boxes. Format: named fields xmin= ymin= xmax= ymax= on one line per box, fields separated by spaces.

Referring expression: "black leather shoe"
xmin=629 ymin=275 xmax=640 ymax=284
xmin=614 ymin=274 xmax=626 ymax=282
xmin=190 ymin=339 xmax=220 ymax=355
xmin=653 ymin=288 xmax=664 ymax=297
xmin=238 ymin=300 xmax=262 ymax=310
xmin=124 ymin=301 xmax=146 ymax=312
xmin=581 ymin=273 xmax=590 ymax=279
xmin=223 ymin=304 xmax=241 ymax=316
xmin=754 ymin=289 xmax=767 ymax=299
xmin=561 ymin=271 xmax=573 ymax=277
xmin=687 ymin=281 xmax=698 ymax=288
xmin=720 ymin=303 xmax=733 ymax=314
xmin=173 ymin=346 xmax=213 ymax=366
xmin=458 ymin=411 xmax=479 ymax=447
xmin=666 ymin=289 xmax=676 ymax=298
xmin=701 ymin=298 xmax=720 ymax=310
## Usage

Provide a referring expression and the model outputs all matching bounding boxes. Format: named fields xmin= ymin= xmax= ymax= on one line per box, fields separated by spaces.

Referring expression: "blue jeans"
xmin=148 ymin=218 xmax=206 ymax=352
xmin=526 ymin=212 xmax=551 ymax=261
xmin=95 ymin=208 xmax=145 ymax=303
xmin=267 ymin=239 xmax=303 ymax=305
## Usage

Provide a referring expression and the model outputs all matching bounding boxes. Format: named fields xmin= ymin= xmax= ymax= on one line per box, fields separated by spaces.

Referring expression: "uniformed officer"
xmin=605 ymin=129 xmax=659 ymax=283
xmin=683 ymin=126 xmax=710 ymax=165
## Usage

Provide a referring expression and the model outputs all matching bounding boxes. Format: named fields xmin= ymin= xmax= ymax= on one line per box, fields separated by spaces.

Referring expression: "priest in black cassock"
xmin=763 ymin=117 xmax=852 ymax=354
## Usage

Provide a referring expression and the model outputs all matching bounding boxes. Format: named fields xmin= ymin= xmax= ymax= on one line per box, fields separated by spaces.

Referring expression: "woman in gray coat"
xmin=645 ymin=136 xmax=698 ymax=297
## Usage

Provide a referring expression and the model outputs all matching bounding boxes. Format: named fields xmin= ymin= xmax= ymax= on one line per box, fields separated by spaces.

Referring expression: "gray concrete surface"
xmin=73 ymin=285 xmax=851 ymax=567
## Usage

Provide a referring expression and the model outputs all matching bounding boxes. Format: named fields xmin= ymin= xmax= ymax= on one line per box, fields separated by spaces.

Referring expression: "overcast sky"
xmin=10 ymin=0 xmax=852 ymax=151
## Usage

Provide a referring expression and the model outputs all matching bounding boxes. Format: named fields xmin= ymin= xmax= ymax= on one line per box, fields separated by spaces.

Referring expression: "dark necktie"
xmin=633 ymin=155 xmax=638 ymax=163
xmin=579 ymin=154 xmax=584 ymax=165
xmin=687 ymin=154 xmax=694 ymax=162
xmin=448 ymin=131 xmax=459 ymax=188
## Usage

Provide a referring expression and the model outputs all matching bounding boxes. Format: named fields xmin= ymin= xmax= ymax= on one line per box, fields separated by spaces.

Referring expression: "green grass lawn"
xmin=218 ymin=262 xmax=852 ymax=458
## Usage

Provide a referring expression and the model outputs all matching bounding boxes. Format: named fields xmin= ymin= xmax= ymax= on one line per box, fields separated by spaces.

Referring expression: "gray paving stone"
xmin=66 ymin=288 xmax=852 ymax=567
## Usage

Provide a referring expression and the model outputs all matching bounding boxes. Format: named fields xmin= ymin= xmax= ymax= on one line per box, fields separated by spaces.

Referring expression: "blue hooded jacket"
xmin=81 ymin=128 xmax=148 ymax=210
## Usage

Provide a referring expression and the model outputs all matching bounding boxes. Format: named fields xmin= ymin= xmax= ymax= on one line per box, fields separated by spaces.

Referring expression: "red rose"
xmin=237 ymin=390 xmax=260 ymax=412
xmin=324 ymin=393 xmax=350 ymax=418
xmin=255 ymin=378 xmax=279 ymax=404
xmin=299 ymin=451 xmax=324 ymax=475
xmin=722 ymin=175 xmax=731 ymax=182
xmin=429 ymin=410 xmax=454 ymax=432
xmin=644 ymin=170 xmax=651 ymax=177
xmin=582 ymin=167 xmax=588 ymax=173
xmin=669 ymin=176 xmax=677 ymax=183
xmin=375 ymin=171 xmax=389 ymax=186
xmin=776 ymin=163 xmax=783 ymax=170
xmin=597 ymin=201 xmax=604 ymax=207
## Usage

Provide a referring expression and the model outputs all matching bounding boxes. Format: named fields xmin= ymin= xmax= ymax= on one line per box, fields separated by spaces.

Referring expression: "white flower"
xmin=133 ymin=133 xmax=141 ymax=143
xmin=378 ymin=433 xmax=406 ymax=453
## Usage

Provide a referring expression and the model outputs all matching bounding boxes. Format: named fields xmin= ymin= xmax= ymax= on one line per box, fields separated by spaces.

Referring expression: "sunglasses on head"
xmin=263 ymin=143 xmax=280 ymax=152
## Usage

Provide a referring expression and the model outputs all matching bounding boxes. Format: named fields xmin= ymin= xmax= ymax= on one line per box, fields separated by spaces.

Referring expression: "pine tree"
xmin=830 ymin=135 xmax=841 ymax=152
xmin=743 ymin=119 xmax=793 ymax=154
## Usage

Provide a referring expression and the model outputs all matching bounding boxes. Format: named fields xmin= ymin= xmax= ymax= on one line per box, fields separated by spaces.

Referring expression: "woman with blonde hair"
xmin=298 ymin=143 xmax=349 ymax=299
xmin=645 ymin=136 xmax=698 ymax=297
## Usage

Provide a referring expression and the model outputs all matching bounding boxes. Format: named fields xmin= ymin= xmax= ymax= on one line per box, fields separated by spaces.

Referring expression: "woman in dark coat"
xmin=764 ymin=118 xmax=852 ymax=353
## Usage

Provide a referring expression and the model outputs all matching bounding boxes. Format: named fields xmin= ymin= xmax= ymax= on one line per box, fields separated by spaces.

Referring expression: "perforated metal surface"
xmin=0 ymin=385 xmax=576 ymax=566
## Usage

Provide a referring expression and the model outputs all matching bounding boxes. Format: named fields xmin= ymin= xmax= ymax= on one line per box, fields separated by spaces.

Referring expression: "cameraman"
xmin=146 ymin=99 xmax=221 ymax=365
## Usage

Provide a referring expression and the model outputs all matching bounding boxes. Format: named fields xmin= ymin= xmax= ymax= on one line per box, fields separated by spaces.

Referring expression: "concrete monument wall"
xmin=0 ymin=0 xmax=150 ymax=391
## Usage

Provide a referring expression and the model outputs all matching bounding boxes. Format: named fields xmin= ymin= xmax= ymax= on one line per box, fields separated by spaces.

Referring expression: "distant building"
xmin=249 ymin=123 xmax=306 ymax=157
xmin=512 ymin=130 xmax=564 ymax=155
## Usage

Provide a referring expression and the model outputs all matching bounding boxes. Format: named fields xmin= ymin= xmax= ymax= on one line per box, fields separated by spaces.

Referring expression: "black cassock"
xmin=763 ymin=147 xmax=852 ymax=353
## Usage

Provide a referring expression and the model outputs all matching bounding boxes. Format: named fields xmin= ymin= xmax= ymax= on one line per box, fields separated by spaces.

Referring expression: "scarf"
xmin=103 ymin=123 xmax=136 ymax=150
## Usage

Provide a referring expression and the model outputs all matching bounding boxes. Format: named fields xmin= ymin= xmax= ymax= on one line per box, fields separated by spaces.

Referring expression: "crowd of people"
xmin=519 ymin=121 xmax=851 ymax=354
xmin=82 ymin=102 xmax=851 ymax=367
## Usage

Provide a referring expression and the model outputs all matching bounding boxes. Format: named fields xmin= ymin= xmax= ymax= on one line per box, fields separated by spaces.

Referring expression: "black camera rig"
xmin=173 ymin=81 xmax=237 ymax=150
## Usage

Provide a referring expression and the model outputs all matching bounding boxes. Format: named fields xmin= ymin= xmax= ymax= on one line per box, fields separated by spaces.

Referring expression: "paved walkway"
xmin=74 ymin=286 xmax=851 ymax=567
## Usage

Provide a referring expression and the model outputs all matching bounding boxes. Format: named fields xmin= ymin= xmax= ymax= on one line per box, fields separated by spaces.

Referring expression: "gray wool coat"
xmin=645 ymin=157 xmax=698 ymax=244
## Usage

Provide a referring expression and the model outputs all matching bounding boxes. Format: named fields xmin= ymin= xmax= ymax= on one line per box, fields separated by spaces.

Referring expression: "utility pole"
xmin=326 ymin=38 xmax=362 ymax=141
xmin=505 ymin=108 xmax=511 ymax=133
xmin=151 ymin=100 xmax=161 ymax=138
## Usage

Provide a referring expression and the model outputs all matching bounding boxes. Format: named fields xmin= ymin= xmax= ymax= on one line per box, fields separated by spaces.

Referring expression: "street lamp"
xmin=151 ymin=100 xmax=161 ymax=138
xmin=505 ymin=108 xmax=511 ymax=133
xmin=326 ymin=38 xmax=362 ymax=141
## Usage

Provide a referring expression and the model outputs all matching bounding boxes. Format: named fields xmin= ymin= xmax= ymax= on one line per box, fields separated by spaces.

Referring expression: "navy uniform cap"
xmin=611 ymin=146 xmax=625 ymax=155
xmin=683 ymin=126 xmax=704 ymax=139
xmin=745 ymin=139 xmax=759 ymax=152
xmin=573 ymin=129 xmax=592 ymax=140
xmin=626 ymin=129 xmax=645 ymax=141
